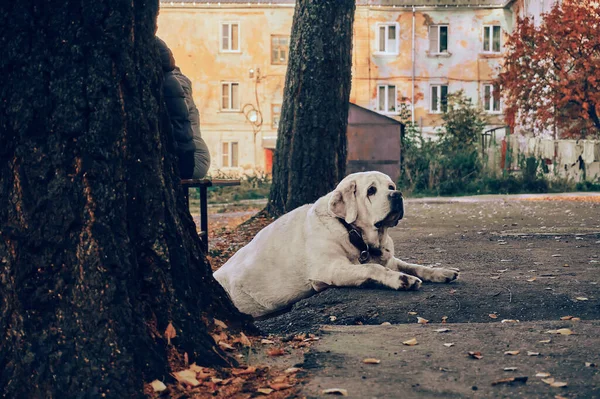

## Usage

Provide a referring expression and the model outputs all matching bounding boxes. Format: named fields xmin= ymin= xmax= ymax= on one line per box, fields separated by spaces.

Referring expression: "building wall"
xmin=157 ymin=3 xmax=514 ymax=174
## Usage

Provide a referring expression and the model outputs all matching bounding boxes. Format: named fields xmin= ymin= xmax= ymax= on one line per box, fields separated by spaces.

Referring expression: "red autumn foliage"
xmin=498 ymin=0 xmax=600 ymax=138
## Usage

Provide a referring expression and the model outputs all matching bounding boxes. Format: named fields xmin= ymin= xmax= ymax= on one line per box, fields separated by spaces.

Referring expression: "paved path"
xmin=253 ymin=194 xmax=600 ymax=398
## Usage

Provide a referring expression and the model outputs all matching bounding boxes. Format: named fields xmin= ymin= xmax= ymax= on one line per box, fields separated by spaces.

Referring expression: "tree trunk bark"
xmin=267 ymin=0 xmax=356 ymax=216
xmin=0 ymin=1 xmax=252 ymax=397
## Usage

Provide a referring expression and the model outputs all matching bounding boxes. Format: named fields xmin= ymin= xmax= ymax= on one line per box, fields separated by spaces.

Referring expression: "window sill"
xmin=485 ymin=111 xmax=503 ymax=115
xmin=219 ymin=110 xmax=242 ymax=113
xmin=373 ymin=51 xmax=398 ymax=57
xmin=479 ymin=52 xmax=503 ymax=58
xmin=427 ymin=51 xmax=452 ymax=58
xmin=220 ymin=50 xmax=242 ymax=54
xmin=375 ymin=110 xmax=400 ymax=116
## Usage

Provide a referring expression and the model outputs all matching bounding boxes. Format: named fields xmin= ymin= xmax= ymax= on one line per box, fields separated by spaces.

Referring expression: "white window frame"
xmin=221 ymin=82 xmax=240 ymax=111
xmin=430 ymin=84 xmax=448 ymax=114
xmin=482 ymin=25 xmax=502 ymax=53
xmin=220 ymin=22 xmax=240 ymax=53
xmin=271 ymin=35 xmax=289 ymax=65
xmin=483 ymin=83 xmax=502 ymax=114
xmin=429 ymin=25 xmax=449 ymax=54
xmin=376 ymin=85 xmax=398 ymax=114
xmin=221 ymin=141 xmax=239 ymax=168
xmin=375 ymin=22 xmax=400 ymax=55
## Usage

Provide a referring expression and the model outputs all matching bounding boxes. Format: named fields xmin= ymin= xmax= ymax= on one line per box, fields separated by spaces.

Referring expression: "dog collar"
xmin=338 ymin=219 xmax=383 ymax=263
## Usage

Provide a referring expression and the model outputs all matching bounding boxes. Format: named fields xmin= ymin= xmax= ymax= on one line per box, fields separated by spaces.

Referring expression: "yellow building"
xmin=157 ymin=0 xmax=525 ymax=175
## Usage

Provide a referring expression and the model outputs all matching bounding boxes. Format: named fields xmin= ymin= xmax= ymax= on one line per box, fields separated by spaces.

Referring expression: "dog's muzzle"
xmin=375 ymin=191 xmax=404 ymax=228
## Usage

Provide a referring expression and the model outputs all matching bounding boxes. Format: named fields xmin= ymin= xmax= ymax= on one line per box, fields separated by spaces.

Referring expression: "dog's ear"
xmin=328 ymin=180 xmax=357 ymax=224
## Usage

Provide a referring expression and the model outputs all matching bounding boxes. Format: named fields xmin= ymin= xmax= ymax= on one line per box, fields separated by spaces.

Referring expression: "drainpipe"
xmin=411 ymin=6 xmax=416 ymax=125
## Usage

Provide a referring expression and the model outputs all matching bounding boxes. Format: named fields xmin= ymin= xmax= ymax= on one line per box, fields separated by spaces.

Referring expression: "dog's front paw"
xmin=425 ymin=268 xmax=459 ymax=283
xmin=395 ymin=273 xmax=422 ymax=290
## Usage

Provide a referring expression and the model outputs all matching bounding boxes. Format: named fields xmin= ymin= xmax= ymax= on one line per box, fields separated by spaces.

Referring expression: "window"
xmin=483 ymin=84 xmax=501 ymax=113
xmin=430 ymin=85 xmax=448 ymax=113
xmin=429 ymin=25 xmax=448 ymax=54
xmin=272 ymin=104 xmax=281 ymax=129
xmin=222 ymin=141 xmax=239 ymax=167
xmin=221 ymin=22 xmax=240 ymax=52
xmin=221 ymin=82 xmax=240 ymax=111
xmin=271 ymin=36 xmax=289 ymax=65
xmin=482 ymin=25 xmax=501 ymax=53
xmin=376 ymin=23 xmax=399 ymax=54
xmin=377 ymin=85 xmax=397 ymax=113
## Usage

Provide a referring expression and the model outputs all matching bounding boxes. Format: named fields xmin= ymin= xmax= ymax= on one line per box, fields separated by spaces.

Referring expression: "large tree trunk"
xmin=267 ymin=0 xmax=355 ymax=216
xmin=0 ymin=1 xmax=252 ymax=397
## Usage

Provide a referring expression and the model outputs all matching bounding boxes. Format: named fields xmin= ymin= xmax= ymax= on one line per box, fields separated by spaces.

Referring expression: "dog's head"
xmin=328 ymin=171 xmax=403 ymax=245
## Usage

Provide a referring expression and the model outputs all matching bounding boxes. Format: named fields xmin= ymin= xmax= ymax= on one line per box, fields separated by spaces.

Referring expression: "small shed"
xmin=346 ymin=103 xmax=404 ymax=182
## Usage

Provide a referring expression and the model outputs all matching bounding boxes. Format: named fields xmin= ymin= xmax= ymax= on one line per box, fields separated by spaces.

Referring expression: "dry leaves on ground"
xmin=468 ymin=351 xmax=483 ymax=360
xmin=403 ymin=338 xmax=418 ymax=346
xmin=542 ymin=378 xmax=568 ymax=388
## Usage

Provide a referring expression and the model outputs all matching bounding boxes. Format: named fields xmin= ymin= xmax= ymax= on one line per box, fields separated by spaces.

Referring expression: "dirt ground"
xmin=204 ymin=194 xmax=600 ymax=398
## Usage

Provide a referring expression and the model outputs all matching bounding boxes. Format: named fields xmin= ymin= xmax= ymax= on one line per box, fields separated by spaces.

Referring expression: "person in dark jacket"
xmin=172 ymin=67 xmax=211 ymax=179
xmin=156 ymin=37 xmax=195 ymax=179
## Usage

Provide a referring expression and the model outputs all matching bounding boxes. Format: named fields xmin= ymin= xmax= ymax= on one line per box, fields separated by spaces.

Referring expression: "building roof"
xmin=161 ymin=0 xmax=511 ymax=8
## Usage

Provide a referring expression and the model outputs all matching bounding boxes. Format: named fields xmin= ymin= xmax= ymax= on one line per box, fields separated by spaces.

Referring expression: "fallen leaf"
xmin=267 ymin=347 xmax=286 ymax=356
xmin=231 ymin=366 xmax=257 ymax=376
xmin=536 ymin=372 xmax=551 ymax=378
xmin=527 ymin=351 xmax=540 ymax=356
xmin=504 ymin=367 xmax=518 ymax=371
xmin=527 ymin=277 xmax=537 ymax=282
xmin=329 ymin=315 xmax=337 ymax=322
xmin=257 ymin=388 xmax=274 ymax=395
xmin=546 ymin=328 xmax=574 ymax=335
xmin=501 ymin=319 xmax=520 ymax=323
xmin=269 ymin=383 xmax=293 ymax=391
xmin=271 ymin=375 xmax=287 ymax=383
xmin=560 ymin=316 xmax=574 ymax=320
xmin=164 ymin=322 xmax=176 ymax=345
xmin=575 ymin=297 xmax=589 ymax=301
xmin=504 ymin=351 xmax=520 ymax=356
xmin=408 ymin=312 xmax=418 ymax=315
xmin=173 ymin=369 xmax=200 ymax=387
xmin=468 ymin=351 xmax=483 ymax=360
xmin=238 ymin=332 xmax=252 ymax=347
xmin=380 ymin=322 xmax=391 ymax=326
xmin=285 ymin=367 xmax=302 ymax=374
xmin=434 ymin=328 xmax=450 ymax=333
xmin=542 ymin=378 xmax=568 ymax=388
xmin=261 ymin=339 xmax=275 ymax=345
xmin=213 ymin=318 xmax=228 ymax=329
xmin=443 ymin=343 xmax=455 ymax=347
xmin=489 ymin=314 xmax=498 ymax=319
xmin=363 ymin=358 xmax=381 ymax=364
xmin=303 ymin=337 xmax=319 ymax=342
xmin=417 ymin=317 xmax=429 ymax=324
xmin=150 ymin=380 xmax=167 ymax=392
xmin=497 ymin=269 xmax=508 ymax=273
xmin=538 ymin=339 xmax=552 ymax=343
xmin=571 ymin=317 xmax=581 ymax=321
xmin=491 ymin=376 xmax=528 ymax=386
xmin=403 ymin=338 xmax=418 ymax=346
xmin=218 ymin=341 xmax=235 ymax=351
xmin=322 ymin=388 xmax=348 ymax=396
xmin=555 ymin=396 xmax=568 ymax=399
xmin=585 ymin=362 xmax=597 ymax=368
xmin=210 ymin=377 xmax=223 ymax=384
xmin=552 ymin=254 xmax=561 ymax=257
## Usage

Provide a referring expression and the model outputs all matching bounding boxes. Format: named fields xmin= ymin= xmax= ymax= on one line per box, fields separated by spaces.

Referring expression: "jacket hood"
xmin=156 ymin=37 xmax=176 ymax=72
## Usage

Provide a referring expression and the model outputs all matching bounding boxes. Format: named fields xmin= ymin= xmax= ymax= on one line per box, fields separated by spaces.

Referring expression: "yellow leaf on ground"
xmin=403 ymin=338 xmax=418 ymax=346
xmin=408 ymin=312 xmax=417 ymax=315
xmin=269 ymin=383 xmax=294 ymax=391
xmin=173 ymin=369 xmax=200 ymax=387
xmin=417 ymin=317 xmax=429 ymax=324
xmin=257 ymin=388 xmax=274 ymax=395
xmin=284 ymin=367 xmax=302 ymax=374
xmin=527 ymin=277 xmax=536 ymax=282
xmin=231 ymin=366 xmax=257 ymax=376
xmin=380 ymin=322 xmax=391 ymax=326
xmin=546 ymin=328 xmax=574 ymax=335
xmin=538 ymin=339 xmax=552 ymax=343
xmin=504 ymin=350 xmax=520 ymax=356
xmin=542 ymin=378 xmax=568 ymax=388
xmin=214 ymin=318 xmax=228 ymax=329
xmin=489 ymin=314 xmax=498 ymax=319
xmin=218 ymin=341 xmax=235 ymax=351
xmin=536 ymin=372 xmax=551 ymax=378
xmin=322 ymin=388 xmax=348 ymax=396
xmin=363 ymin=358 xmax=381 ymax=364
xmin=164 ymin=322 xmax=176 ymax=345
xmin=150 ymin=380 xmax=167 ymax=392
xmin=501 ymin=319 xmax=520 ymax=323
xmin=527 ymin=351 xmax=540 ymax=356
xmin=261 ymin=339 xmax=275 ymax=345
xmin=575 ymin=297 xmax=589 ymax=301
xmin=560 ymin=316 xmax=574 ymax=320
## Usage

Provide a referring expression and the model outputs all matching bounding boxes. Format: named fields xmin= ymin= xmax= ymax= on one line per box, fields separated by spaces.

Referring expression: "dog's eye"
xmin=367 ymin=186 xmax=377 ymax=196
xmin=388 ymin=185 xmax=395 ymax=190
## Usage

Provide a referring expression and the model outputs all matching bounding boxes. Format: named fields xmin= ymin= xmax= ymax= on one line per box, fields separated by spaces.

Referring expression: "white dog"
xmin=214 ymin=171 xmax=458 ymax=317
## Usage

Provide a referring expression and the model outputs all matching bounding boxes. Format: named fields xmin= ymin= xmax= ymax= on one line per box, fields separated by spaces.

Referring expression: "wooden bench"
xmin=181 ymin=178 xmax=241 ymax=252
